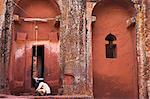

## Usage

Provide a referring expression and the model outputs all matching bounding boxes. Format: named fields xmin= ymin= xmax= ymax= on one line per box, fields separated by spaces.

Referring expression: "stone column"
xmin=135 ymin=1 xmax=149 ymax=98
xmin=0 ymin=0 xmax=9 ymax=92
xmin=0 ymin=0 xmax=14 ymax=93
xmin=86 ymin=0 xmax=96 ymax=96
xmin=145 ymin=0 xmax=150 ymax=98
xmin=59 ymin=0 xmax=87 ymax=95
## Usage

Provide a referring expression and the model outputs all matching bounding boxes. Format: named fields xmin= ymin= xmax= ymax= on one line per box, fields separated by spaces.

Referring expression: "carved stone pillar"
xmin=86 ymin=1 xmax=96 ymax=96
xmin=59 ymin=0 xmax=87 ymax=95
xmin=135 ymin=1 xmax=149 ymax=98
xmin=0 ymin=0 xmax=5 ymax=92
xmin=0 ymin=0 xmax=12 ymax=92
xmin=145 ymin=0 xmax=150 ymax=98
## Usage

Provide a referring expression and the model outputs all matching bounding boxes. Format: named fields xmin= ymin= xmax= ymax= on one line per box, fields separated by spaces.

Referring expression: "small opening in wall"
xmin=106 ymin=44 xmax=117 ymax=58
xmin=105 ymin=33 xmax=117 ymax=58
xmin=55 ymin=21 xmax=60 ymax=29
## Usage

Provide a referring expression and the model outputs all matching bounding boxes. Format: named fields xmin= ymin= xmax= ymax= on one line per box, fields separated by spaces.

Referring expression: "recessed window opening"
xmin=55 ymin=21 xmax=60 ymax=29
xmin=105 ymin=33 xmax=117 ymax=58
xmin=31 ymin=45 xmax=44 ymax=88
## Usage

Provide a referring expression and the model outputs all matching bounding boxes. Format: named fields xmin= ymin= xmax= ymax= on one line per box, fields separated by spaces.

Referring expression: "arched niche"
xmin=91 ymin=0 xmax=138 ymax=98
xmin=105 ymin=33 xmax=117 ymax=58
xmin=9 ymin=0 xmax=61 ymax=95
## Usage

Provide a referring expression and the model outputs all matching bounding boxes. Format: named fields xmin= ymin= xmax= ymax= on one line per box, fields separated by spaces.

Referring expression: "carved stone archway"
xmin=86 ymin=0 xmax=148 ymax=98
xmin=0 ymin=0 xmax=62 ymax=94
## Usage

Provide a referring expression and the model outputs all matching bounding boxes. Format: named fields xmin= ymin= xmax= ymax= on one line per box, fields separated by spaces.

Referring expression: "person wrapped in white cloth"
xmin=36 ymin=81 xmax=51 ymax=96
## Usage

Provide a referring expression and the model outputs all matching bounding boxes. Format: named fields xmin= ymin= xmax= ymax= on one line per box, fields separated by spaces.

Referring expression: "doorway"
xmin=10 ymin=0 xmax=61 ymax=94
xmin=31 ymin=45 xmax=44 ymax=88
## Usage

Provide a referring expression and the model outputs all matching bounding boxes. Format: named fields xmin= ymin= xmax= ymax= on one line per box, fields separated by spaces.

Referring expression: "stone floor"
xmin=0 ymin=94 xmax=93 ymax=99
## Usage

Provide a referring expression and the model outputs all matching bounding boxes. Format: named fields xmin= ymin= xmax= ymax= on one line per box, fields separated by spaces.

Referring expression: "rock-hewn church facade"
xmin=0 ymin=0 xmax=150 ymax=99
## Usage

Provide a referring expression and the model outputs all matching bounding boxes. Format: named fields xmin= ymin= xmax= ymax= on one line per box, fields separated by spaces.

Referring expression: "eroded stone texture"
xmin=0 ymin=0 xmax=9 ymax=93
xmin=146 ymin=0 xmax=150 ymax=98
xmin=59 ymin=0 xmax=87 ymax=95
xmin=135 ymin=1 xmax=149 ymax=98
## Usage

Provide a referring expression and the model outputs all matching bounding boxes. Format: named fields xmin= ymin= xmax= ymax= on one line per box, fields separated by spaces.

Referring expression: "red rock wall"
xmin=92 ymin=1 xmax=138 ymax=98
xmin=0 ymin=0 xmax=149 ymax=98
xmin=9 ymin=0 xmax=61 ymax=95
xmin=0 ymin=0 xmax=3 ymax=15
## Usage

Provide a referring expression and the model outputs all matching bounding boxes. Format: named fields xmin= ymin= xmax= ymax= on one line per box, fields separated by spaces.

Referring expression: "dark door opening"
xmin=31 ymin=45 xmax=44 ymax=88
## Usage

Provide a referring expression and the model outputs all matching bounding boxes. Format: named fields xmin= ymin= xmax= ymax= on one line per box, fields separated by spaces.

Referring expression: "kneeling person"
xmin=36 ymin=81 xmax=51 ymax=96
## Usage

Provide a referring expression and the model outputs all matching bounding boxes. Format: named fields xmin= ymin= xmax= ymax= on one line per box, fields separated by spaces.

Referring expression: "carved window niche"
xmin=105 ymin=33 xmax=117 ymax=58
